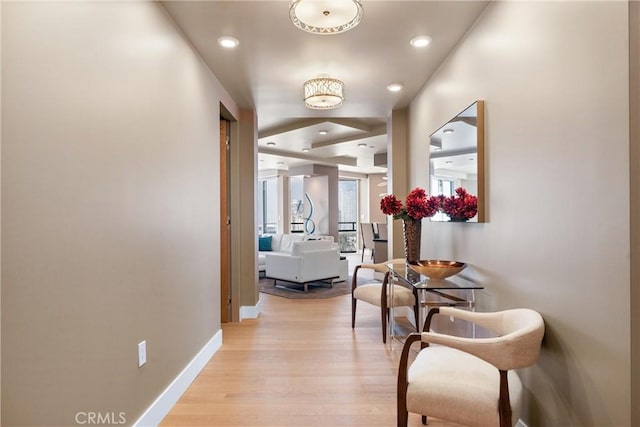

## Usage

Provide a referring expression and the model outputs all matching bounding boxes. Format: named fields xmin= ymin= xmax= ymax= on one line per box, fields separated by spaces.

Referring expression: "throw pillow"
xmin=258 ymin=235 xmax=272 ymax=251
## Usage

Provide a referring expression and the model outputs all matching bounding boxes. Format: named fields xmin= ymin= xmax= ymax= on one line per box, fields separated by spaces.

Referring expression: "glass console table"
xmin=386 ymin=260 xmax=484 ymax=344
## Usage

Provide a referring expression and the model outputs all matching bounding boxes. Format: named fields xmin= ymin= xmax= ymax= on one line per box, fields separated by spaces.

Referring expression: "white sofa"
xmin=258 ymin=234 xmax=305 ymax=275
xmin=258 ymin=234 xmax=345 ymax=291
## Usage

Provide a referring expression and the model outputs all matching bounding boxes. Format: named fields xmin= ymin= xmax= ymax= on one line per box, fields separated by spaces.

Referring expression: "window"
xmin=338 ymin=179 xmax=358 ymax=252
xmin=289 ymin=176 xmax=305 ymax=233
xmin=258 ymin=178 xmax=278 ymax=234
xmin=431 ymin=177 xmax=454 ymax=222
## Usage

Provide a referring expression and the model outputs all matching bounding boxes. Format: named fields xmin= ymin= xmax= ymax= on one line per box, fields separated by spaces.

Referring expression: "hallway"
xmin=161 ymin=292 xmax=452 ymax=426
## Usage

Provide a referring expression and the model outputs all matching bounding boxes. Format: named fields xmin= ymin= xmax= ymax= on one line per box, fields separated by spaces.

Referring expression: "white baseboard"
xmin=240 ymin=298 xmax=262 ymax=321
xmin=133 ymin=330 xmax=223 ymax=427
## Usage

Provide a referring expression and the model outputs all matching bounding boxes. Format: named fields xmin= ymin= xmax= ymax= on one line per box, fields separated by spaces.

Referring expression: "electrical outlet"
xmin=138 ymin=341 xmax=146 ymax=367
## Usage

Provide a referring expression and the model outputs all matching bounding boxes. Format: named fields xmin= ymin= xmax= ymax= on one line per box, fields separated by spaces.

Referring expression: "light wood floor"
xmin=161 ymin=290 xmax=455 ymax=427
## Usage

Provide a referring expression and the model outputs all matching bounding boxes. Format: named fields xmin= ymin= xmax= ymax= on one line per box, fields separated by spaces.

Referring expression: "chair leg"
xmin=397 ymin=397 xmax=409 ymax=427
xmin=413 ymin=304 xmax=420 ymax=332
xmin=381 ymin=305 xmax=387 ymax=343
xmin=352 ymin=298 xmax=357 ymax=329
xmin=422 ymin=415 xmax=428 ymax=425
xmin=499 ymin=370 xmax=512 ymax=427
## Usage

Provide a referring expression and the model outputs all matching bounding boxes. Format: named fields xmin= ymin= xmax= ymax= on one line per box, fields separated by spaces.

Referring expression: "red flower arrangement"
xmin=440 ymin=187 xmax=478 ymax=221
xmin=380 ymin=187 xmax=440 ymax=222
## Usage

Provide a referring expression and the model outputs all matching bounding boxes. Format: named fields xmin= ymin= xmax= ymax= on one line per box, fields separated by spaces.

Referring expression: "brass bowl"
xmin=408 ymin=260 xmax=467 ymax=280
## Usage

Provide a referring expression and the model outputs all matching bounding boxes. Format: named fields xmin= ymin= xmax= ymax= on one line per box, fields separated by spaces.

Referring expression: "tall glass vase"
xmin=402 ymin=219 xmax=422 ymax=264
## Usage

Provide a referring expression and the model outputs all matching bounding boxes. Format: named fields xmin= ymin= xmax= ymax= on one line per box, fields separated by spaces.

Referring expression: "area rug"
xmin=259 ymin=277 xmax=353 ymax=299
xmin=259 ymin=275 xmax=380 ymax=299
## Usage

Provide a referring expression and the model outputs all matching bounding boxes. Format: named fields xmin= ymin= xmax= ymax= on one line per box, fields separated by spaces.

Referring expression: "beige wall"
xmin=235 ymin=109 xmax=258 ymax=318
xmin=409 ymin=1 xmax=632 ymax=425
xmin=368 ymin=173 xmax=387 ymax=225
xmin=0 ymin=1 xmax=3 ymax=422
xmin=312 ymin=164 xmax=339 ymax=241
xmin=630 ymin=1 xmax=640 ymax=425
xmin=1 ymin=2 xmax=238 ymax=425
xmin=388 ymin=108 xmax=409 ymax=260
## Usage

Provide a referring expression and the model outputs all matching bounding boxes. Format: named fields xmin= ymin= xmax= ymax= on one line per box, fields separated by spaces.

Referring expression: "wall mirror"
xmin=429 ymin=100 xmax=485 ymax=222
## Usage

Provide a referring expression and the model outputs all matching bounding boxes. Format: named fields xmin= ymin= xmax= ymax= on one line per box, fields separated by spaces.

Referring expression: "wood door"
xmin=220 ymin=119 xmax=231 ymax=322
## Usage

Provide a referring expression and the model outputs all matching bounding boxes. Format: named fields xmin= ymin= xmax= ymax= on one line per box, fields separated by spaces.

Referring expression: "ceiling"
xmin=162 ymin=1 xmax=489 ymax=175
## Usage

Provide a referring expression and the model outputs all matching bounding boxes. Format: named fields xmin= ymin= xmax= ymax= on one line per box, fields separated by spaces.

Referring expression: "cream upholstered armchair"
xmin=397 ymin=307 xmax=545 ymax=427
xmin=351 ymin=260 xmax=419 ymax=343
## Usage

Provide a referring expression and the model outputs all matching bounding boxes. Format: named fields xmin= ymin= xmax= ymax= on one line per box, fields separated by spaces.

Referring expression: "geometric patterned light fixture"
xmin=290 ymin=0 xmax=363 ymax=35
xmin=303 ymin=77 xmax=344 ymax=109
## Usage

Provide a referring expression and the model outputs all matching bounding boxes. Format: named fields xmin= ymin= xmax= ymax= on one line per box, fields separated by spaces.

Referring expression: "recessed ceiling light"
xmin=445 ymin=161 xmax=454 ymax=164
xmin=387 ymin=83 xmax=403 ymax=92
xmin=302 ymin=148 xmax=310 ymax=152
xmin=369 ymin=145 xmax=374 ymax=148
xmin=410 ymin=36 xmax=432 ymax=48
xmin=382 ymin=176 xmax=388 ymax=180
xmin=318 ymin=130 xmax=328 ymax=135
xmin=357 ymin=143 xmax=367 ymax=148
xmin=277 ymin=161 xmax=285 ymax=165
xmin=443 ymin=129 xmax=454 ymax=134
xmin=266 ymin=141 xmax=276 ymax=146
xmin=218 ymin=36 xmax=240 ymax=49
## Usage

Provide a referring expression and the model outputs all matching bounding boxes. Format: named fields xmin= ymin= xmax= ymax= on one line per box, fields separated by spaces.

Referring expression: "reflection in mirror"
xmin=429 ymin=100 xmax=485 ymax=222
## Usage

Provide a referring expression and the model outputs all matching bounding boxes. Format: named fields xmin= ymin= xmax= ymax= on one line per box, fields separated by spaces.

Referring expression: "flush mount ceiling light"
xmin=318 ymin=130 xmax=328 ymax=135
xmin=303 ymin=77 xmax=344 ymax=109
xmin=302 ymin=148 xmax=310 ymax=152
xmin=443 ymin=128 xmax=454 ymax=134
xmin=387 ymin=83 xmax=404 ymax=92
xmin=290 ymin=0 xmax=363 ymax=35
xmin=266 ymin=141 xmax=277 ymax=146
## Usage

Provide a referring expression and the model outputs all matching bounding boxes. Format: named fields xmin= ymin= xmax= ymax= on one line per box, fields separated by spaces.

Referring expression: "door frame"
xmin=219 ymin=118 xmax=231 ymax=323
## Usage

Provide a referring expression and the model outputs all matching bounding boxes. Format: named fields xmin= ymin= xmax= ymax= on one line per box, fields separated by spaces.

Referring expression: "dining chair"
xmin=377 ymin=222 xmax=388 ymax=240
xmin=351 ymin=260 xmax=420 ymax=343
xmin=360 ymin=223 xmax=376 ymax=262
xmin=397 ymin=307 xmax=545 ymax=427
